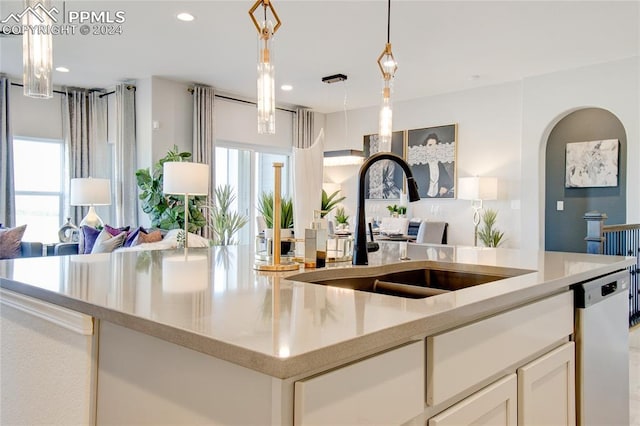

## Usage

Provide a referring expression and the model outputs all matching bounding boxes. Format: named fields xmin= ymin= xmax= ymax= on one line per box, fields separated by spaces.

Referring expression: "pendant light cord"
xmin=387 ymin=0 xmax=391 ymax=43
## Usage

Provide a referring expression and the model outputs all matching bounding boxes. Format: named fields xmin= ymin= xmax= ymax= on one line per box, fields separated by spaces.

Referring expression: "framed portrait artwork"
xmin=565 ymin=139 xmax=619 ymax=188
xmin=363 ymin=131 xmax=404 ymax=199
xmin=406 ymin=124 xmax=457 ymax=198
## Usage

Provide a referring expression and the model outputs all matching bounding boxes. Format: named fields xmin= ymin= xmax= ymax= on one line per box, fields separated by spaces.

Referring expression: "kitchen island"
xmin=0 ymin=243 xmax=633 ymax=425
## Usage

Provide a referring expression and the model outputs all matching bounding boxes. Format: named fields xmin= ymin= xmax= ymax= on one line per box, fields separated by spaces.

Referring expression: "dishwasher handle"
xmin=574 ymin=270 xmax=629 ymax=309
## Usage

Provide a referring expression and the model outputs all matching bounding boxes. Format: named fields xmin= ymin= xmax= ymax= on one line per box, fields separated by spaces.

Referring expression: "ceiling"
xmin=1 ymin=1 xmax=638 ymax=113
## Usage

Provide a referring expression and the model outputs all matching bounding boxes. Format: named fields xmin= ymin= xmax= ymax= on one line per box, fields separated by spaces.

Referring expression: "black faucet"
xmin=353 ymin=152 xmax=420 ymax=265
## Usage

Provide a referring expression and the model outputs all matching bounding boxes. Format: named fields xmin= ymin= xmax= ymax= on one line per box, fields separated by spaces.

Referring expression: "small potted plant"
xmin=257 ymin=192 xmax=294 ymax=254
xmin=386 ymin=204 xmax=407 ymax=217
xmin=477 ymin=208 xmax=505 ymax=247
xmin=334 ymin=206 xmax=349 ymax=231
xmin=321 ymin=189 xmax=346 ymax=218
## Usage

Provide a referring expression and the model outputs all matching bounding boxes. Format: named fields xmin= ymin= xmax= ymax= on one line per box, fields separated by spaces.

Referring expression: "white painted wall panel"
xmin=0 ymin=291 xmax=95 ymax=425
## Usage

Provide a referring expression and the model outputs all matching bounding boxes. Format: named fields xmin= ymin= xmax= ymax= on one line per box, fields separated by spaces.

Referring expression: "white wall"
xmin=150 ymin=76 xmax=193 ymax=163
xmin=520 ymin=56 xmax=640 ymax=250
xmin=325 ymin=82 xmax=523 ymax=248
xmin=135 ymin=77 xmax=152 ymax=174
xmin=324 ymin=56 xmax=640 ymax=250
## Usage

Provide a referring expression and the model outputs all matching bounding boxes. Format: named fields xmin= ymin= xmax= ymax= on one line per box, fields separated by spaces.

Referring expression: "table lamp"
xmin=458 ymin=176 xmax=498 ymax=246
xmin=163 ymin=162 xmax=209 ymax=248
xmin=70 ymin=177 xmax=111 ymax=228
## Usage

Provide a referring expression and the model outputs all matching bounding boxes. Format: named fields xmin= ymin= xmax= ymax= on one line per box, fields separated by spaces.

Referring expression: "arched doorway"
xmin=544 ymin=108 xmax=627 ymax=252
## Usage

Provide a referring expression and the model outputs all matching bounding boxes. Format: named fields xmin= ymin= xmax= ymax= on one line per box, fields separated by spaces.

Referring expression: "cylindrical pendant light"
xmin=249 ymin=0 xmax=282 ymax=135
xmin=376 ymin=0 xmax=397 ymax=151
xmin=23 ymin=0 xmax=53 ymax=99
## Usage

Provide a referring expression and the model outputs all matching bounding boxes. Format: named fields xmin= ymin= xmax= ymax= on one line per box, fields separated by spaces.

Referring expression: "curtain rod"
xmin=9 ymin=82 xmax=135 ymax=98
xmin=99 ymin=85 xmax=137 ymax=98
xmin=10 ymin=82 xmax=66 ymax=96
xmin=187 ymin=88 xmax=296 ymax=114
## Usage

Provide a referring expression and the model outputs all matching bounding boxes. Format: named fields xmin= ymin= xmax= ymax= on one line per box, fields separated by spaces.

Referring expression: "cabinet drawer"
xmin=294 ymin=341 xmax=424 ymax=426
xmin=427 ymin=291 xmax=573 ymax=406
xmin=428 ymin=374 xmax=517 ymax=426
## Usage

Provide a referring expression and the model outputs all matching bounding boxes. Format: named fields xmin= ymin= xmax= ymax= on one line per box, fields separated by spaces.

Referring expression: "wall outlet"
xmin=557 ymin=201 xmax=564 ymax=211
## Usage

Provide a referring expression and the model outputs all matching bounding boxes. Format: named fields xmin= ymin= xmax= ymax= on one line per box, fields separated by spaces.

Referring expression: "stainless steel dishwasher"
xmin=575 ymin=270 xmax=630 ymax=426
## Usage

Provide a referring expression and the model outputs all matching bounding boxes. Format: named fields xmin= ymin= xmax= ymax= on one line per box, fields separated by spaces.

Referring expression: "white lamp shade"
xmin=70 ymin=178 xmax=111 ymax=206
xmin=163 ymin=162 xmax=209 ymax=195
xmin=458 ymin=177 xmax=498 ymax=201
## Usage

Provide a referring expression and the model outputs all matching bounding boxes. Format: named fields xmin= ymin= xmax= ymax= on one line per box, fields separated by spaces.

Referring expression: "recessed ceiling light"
xmin=55 ymin=66 xmax=69 ymax=72
xmin=177 ymin=12 xmax=195 ymax=22
xmin=281 ymin=84 xmax=293 ymax=91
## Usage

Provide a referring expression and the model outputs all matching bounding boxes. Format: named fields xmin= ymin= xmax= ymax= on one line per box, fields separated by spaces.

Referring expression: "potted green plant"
xmin=257 ymin=192 xmax=294 ymax=253
xmin=257 ymin=192 xmax=294 ymax=230
xmin=321 ymin=189 xmax=345 ymax=218
xmin=477 ymin=208 xmax=505 ymax=247
xmin=386 ymin=204 xmax=407 ymax=217
xmin=334 ymin=206 xmax=349 ymax=231
xmin=208 ymin=184 xmax=249 ymax=246
xmin=135 ymin=146 xmax=207 ymax=233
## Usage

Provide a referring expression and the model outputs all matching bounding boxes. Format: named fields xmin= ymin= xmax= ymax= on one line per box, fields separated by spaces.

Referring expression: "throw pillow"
xmin=104 ymin=224 xmax=131 ymax=237
xmin=163 ymin=229 xmax=210 ymax=248
xmin=124 ymin=226 xmax=144 ymax=247
xmin=91 ymin=229 xmax=127 ymax=254
xmin=132 ymin=229 xmax=163 ymax=246
xmin=0 ymin=224 xmax=27 ymax=259
xmin=79 ymin=226 xmax=101 ymax=254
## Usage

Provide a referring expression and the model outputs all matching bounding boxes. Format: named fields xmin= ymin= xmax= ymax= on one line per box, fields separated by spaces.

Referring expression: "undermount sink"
xmin=288 ymin=264 xmax=529 ymax=299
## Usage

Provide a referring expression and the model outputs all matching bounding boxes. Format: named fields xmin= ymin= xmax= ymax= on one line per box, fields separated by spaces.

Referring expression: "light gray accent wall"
xmin=544 ymin=108 xmax=627 ymax=253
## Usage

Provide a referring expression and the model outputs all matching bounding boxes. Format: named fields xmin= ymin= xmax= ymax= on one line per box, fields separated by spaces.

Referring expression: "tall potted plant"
xmin=136 ymin=145 xmax=207 ymax=233
xmin=208 ymin=184 xmax=249 ymax=245
xmin=258 ymin=192 xmax=294 ymax=253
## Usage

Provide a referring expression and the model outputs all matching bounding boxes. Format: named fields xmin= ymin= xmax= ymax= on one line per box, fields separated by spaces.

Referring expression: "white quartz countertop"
xmin=0 ymin=243 xmax=633 ymax=379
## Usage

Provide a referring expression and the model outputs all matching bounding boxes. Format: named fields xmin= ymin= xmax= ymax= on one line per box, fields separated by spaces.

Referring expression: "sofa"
xmin=20 ymin=241 xmax=43 ymax=257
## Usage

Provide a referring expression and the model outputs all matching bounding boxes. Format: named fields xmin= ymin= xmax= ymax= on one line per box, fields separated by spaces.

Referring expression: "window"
xmin=215 ymin=144 xmax=291 ymax=244
xmin=13 ymin=137 xmax=65 ymax=242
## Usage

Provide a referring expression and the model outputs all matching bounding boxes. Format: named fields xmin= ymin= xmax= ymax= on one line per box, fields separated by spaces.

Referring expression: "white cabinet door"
xmin=518 ymin=342 xmax=575 ymax=426
xmin=0 ymin=289 xmax=95 ymax=425
xmin=429 ymin=374 xmax=517 ymax=426
xmin=294 ymin=341 xmax=424 ymax=426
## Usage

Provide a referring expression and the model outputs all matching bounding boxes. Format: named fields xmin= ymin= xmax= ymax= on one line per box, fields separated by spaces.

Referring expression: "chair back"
xmin=379 ymin=217 xmax=410 ymax=235
xmin=416 ymin=221 xmax=448 ymax=244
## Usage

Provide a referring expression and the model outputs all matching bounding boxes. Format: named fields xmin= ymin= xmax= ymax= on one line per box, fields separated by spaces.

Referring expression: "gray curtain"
xmin=63 ymin=88 xmax=108 ymax=225
xmin=192 ymin=85 xmax=215 ymax=239
xmin=294 ymin=108 xmax=314 ymax=148
xmin=114 ymin=84 xmax=137 ymax=227
xmin=0 ymin=76 xmax=15 ymax=227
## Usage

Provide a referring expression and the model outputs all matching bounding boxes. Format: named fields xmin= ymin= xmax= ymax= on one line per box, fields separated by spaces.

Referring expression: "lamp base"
xmin=79 ymin=206 xmax=104 ymax=229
